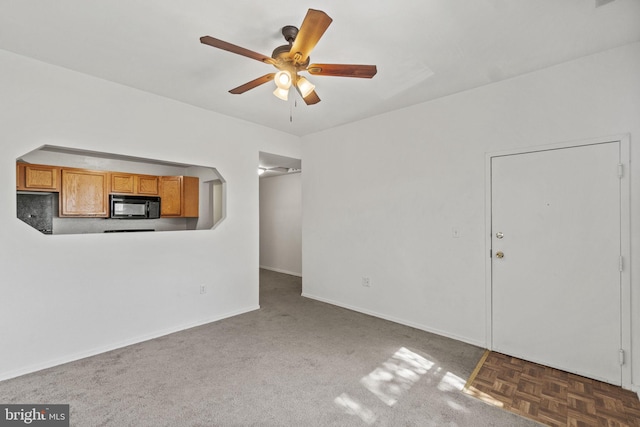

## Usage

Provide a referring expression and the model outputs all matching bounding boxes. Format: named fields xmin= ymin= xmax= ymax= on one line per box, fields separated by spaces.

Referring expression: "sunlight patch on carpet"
xmin=334 ymin=393 xmax=377 ymax=425
xmin=360 ymin=347 xmax=434 ymax=406
xmin=335 ymin=346 xmax=472 ymax=422
xmin=438 ymin=371 xmax=466 ymax=392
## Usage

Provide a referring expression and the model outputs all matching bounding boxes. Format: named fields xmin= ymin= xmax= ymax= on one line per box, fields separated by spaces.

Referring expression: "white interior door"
xmin=491 ymin=142 xmax=621 ymax=385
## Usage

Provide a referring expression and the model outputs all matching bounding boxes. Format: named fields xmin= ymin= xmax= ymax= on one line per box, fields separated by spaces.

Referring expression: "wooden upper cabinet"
xmin=160 ymin=176 xmax=199 ymax=218
xmin=110 ymin=173 xmax=136 ymax=194
xmin=17 ymin=162 xmax=195 ymax=219
xmin=160 ymin=176 xmax=182 ymax=217
xmin=60 ymin=168 xmax=109 ymax=217
xmin=136 ymin=175 xmax=159 ymax=195
xmin=110 ymin=173 xmax=159 ymax=195
xmin=16 ymin=163 xmax=61 ymax=192
xmin=182 ymin=176 xmax=199 ymax=218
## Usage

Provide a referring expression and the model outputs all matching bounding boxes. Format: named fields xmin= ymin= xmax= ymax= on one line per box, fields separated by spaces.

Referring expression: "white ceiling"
xmin=1 ymin=0 xmax=639 ymax=137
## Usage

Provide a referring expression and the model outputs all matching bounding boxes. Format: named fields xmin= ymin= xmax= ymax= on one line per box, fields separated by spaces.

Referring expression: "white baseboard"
xmin=301 ymin=293 xmax=485 ymax=348
xmin=259 ymin=265 xmax=302 ymax=277
xmin=0 ymin=305 xmax=260 ymax=382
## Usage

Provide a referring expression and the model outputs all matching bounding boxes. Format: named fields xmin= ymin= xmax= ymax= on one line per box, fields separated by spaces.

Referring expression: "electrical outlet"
xmin=199 ymin=285 xmax=207 ymax=294
xmin=362 ymin=277 xmax=371 ymax=287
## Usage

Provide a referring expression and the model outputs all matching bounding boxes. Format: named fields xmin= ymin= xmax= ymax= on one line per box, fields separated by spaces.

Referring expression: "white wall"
xmin=4 ymin=40 xmax=639 ymax=391
xmin=0 ymin=50 xmax=300 ymax=380
xmin=259 ymin=173 xmax=302 ymax=276
xmin=301 ymin=42 xmax=640 ymax=389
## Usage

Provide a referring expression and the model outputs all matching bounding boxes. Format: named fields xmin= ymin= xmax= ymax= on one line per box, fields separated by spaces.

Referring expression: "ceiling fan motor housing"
xmin=272 ymin=45 xmax=309 ymax=69
xmin=281 ymin=25 xmax=298 ymax=43
xmin=273 ymin=25 xmax=310 ymax=69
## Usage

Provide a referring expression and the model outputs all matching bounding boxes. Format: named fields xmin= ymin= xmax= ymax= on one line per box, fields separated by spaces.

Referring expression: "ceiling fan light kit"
xmin=200 ymin=8 xmax=377 ymax=106
xmin=274 ymin=70 xmax=292 ymax=89
xmin=273 ymin=70 xmax=293 ymax=100
xmin=273 ymin=87 xmax=290 ymax=101
xmin=296 ymin=76 xmax=315 ymax=98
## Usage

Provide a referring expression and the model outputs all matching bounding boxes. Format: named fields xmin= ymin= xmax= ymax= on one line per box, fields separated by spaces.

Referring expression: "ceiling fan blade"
xmin=229 ymin=73 xmax=276 ymax=94
xmin=299 ymin=89 xmax=321 ymax=105
xmin=289 ymin=9 xmax=333 ymax=64
xmin=200 ymin=36 xmax=275 ymax=65
xmin=307 ymin=63 xmax=378 ymax=78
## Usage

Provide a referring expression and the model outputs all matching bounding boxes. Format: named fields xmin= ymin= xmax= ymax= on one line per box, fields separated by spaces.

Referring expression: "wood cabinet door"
xmin=182 ymin=176 xmax=199 ymax=218
xmin=110 ymin=173 xmax=159 ymax=195
xmin=137 ymin=175 xmax=159 ymax=195
xmin=111 ymin=173 xmax=135 ymax=194
xmin=17 ymin=163 xmax=60 ymax=191
xmin=60 ymin=169 xmax=109 ymax=217
xmin=160 ymin=176 xmax=182 ymax=217
xmin=159 ymin=176 xmax=199 ymax=217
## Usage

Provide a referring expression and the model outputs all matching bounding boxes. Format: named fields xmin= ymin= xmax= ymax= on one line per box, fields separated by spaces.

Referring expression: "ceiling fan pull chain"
xmin=290 ymin=96 xmax=294 ymax=123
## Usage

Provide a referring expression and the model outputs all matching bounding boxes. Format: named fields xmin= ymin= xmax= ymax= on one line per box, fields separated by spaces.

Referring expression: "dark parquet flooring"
xmin=463 ymin=351 xmax=640 ymax=426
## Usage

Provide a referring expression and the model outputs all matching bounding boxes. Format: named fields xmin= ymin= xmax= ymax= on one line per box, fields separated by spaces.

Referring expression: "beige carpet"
xmin=0 ymin=269 xmax=539 ymax=426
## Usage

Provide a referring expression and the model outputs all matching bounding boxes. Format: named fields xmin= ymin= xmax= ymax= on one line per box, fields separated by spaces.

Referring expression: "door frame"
xmin=484 ymin=134 xmax=631 ymax=388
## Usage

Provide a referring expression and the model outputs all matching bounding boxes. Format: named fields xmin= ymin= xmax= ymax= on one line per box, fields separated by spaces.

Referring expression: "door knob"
xmin=495 ymin=251 xmax=504 ymax=259
xmin=496 ymin=232 xmax=504 ymax=239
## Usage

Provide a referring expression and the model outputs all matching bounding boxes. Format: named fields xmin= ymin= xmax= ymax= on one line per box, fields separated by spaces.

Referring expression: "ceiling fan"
xmin=200 ymin=8 xmax=377 ymax=105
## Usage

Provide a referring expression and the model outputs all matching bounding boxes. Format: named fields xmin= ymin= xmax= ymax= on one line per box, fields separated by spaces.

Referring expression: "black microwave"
xmin=109 ymin=195 xmax=161 ymax=219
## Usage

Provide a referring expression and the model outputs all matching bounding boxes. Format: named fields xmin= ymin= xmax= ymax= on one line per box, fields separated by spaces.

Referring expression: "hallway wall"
xmin=259 ymin=173 xmax=302 ymax=276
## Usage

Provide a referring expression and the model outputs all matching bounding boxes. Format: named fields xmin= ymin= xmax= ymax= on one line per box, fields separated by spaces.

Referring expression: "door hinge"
xmin=619 ymin=256 xmax=624 ymax=272
xmin=618 ymin=163 xmax=624 ymax=179
xmin=489 ymin=249 xmax=492 ymax=258
xmin=619 ymin=349 xmax=625 ymax=365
